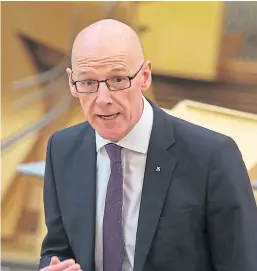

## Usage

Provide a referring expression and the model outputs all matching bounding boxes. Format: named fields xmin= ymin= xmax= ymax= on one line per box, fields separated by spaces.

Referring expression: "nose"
xmin=96 ymin=82 xmax=112 ymax=105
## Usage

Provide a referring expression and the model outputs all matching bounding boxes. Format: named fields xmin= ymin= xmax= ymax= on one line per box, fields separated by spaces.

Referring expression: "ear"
xmin=141 ymin=60 xmax=152 ymax=93
xmin=66 ymin=68 xmax=79 ymax=98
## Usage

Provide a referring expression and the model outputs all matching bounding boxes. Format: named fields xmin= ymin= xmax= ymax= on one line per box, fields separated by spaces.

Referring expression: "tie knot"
xmin=105 ymin=143 xmax=122 ymax=163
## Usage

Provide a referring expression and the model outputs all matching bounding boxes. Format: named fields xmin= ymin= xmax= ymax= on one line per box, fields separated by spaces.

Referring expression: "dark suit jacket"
xmin=39 ymin=101 xmax=257 ymax=271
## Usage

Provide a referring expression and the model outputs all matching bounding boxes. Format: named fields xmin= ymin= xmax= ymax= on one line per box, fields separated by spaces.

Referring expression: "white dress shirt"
xmin=94 ymin=96 xmax=154 ymax=271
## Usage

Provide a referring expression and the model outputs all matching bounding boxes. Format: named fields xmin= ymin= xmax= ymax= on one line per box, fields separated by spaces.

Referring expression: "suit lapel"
xmin=69 ymin=124 xmax=96 ymax=271
xmin=133 ymin=104 xmax=177 ymax=271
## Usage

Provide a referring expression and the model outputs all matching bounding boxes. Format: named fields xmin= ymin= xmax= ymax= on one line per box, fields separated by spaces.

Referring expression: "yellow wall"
xmin=137 ymin=2 xmax=224 ymax=80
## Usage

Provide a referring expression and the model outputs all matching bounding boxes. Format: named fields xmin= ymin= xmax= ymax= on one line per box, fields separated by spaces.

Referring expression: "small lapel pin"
xmin=156 ymin=166 xmax=161 ymax=172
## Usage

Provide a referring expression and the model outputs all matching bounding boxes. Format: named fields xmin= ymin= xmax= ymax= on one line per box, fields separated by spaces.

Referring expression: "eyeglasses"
xmin=72 ymin=64 xmax=143 ymax=93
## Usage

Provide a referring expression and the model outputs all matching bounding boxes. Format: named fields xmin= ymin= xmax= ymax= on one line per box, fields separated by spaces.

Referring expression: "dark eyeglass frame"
xmin=71 ymin=64 xmax=144 ymax=93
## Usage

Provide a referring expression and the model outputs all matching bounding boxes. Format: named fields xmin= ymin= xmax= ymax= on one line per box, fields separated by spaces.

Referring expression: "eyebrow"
xmin=108 ymin=66 xmax=128 ymax=73
xmin=74 ymin=70 xmax=95 ymax=80
xmin=76 ymin=71 xmax=89 ymax=76
xmin=75 ymin=67 xmax=127 ymax=75
xmin=105 ymin=69 xmax=129 ymax=80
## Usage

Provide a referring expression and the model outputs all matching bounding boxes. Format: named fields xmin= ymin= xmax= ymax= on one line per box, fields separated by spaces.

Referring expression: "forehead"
xmin=73 ymin=50 xmax=134 ymax=74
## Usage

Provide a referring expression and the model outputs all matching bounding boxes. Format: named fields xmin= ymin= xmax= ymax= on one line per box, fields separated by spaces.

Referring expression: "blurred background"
xmin=1 ymin=1 xmax=257 ymax=270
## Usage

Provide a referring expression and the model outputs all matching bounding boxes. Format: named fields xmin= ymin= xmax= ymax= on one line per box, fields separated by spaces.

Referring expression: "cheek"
xmin=126 ymin=88 xmax=142 ymax=113
xmin=78 ymin=96 xmax=93 ymax=116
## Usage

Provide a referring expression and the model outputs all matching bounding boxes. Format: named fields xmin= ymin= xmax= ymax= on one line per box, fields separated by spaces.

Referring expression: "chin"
xmin=99 ymin=129 xmax=125 ymax=142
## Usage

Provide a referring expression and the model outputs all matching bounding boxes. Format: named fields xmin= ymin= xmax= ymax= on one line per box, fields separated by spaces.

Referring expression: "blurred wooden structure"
xmin=153 ymin=76 xmax=257 ymax=115
xmin=1 ymin=1 xmax=257 ymax=262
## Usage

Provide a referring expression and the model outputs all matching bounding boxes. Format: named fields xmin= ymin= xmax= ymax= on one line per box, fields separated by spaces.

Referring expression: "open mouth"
xmin=98 ymin=113 xmax=120 ymax=120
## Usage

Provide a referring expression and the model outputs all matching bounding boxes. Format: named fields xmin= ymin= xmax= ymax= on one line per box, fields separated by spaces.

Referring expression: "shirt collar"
xmin=95 ymin=96 xmax=153 ymax=154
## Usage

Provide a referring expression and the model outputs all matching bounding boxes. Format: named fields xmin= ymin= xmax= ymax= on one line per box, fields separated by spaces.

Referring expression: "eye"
xmin=86 ymin=80 xmax=94 ymax=86
xmin=113 ymin=76 xmax=126 ymax=83
xmin=81 ymin=80 xmax=97 ymax=86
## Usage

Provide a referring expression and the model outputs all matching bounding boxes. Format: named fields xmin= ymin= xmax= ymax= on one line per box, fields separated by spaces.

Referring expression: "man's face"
xmin=67 ymin=54 xmax=151 ymax=141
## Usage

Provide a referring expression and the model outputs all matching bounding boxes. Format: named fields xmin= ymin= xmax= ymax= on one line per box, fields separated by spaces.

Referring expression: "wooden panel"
xmin=219 ymin=58 xmax=257 ymax=85
xmin=1 ymin=177 xmax=29 ymax=238
xmin=153 ymin=75 xmax=257 ymax=115
xmin=220 ymin=32 xmax=244 ymax=56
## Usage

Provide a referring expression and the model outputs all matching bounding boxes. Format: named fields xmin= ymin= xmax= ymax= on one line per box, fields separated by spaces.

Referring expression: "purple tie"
xmin=103 ymin=143 xmax=124 ymax=271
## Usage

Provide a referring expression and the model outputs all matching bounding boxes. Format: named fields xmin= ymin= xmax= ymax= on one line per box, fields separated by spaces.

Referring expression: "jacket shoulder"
xmin=53 ymin=121 xmax=90 ymax=140
xmin=48 ymin=121 xmax=92 ymax=151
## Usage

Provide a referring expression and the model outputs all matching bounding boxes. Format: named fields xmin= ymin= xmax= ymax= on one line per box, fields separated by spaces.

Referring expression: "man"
xmin=39 ymin=19 xmax=257 ymax=271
